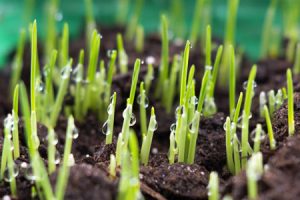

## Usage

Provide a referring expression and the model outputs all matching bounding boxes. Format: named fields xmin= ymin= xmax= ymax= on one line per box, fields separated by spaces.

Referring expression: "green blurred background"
xmin=0 ymin=0 xmax=297 ymax=67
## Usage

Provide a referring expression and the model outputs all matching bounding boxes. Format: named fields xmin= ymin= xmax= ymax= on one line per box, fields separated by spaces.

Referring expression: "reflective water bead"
xmin=170 ymin=123 xmax=176 ymax=132
xmin=149 ymin=120 xmax=158 ymax=132
xmin=250 ymin=128 xmax=266 ymax=142
xmin=68 ymin=154 xmax=75 ymax=167
xmin=25 ymin=164 xmax=38 ymax=181
xmin=3 ymin=165 xmax=19 ymax=182
xmin=72 ymin=126 xmax=79 ymax=139
xmin=243 ymin=80 xmax=257 ymax=90
xmin=101 ymin=121 xmax=109 ymax=135
xmin=129 ymin=113 xmax=136 ymax=126
xmin=71 ymin=66 xmax=82 ymax=83
xmin=137 ymin=94 xmax=149 ymax=108
xmin=61 ymin=66 xmax=72 ymax=79
xmin=55 ymin=150 xmax=61 ymax=164
xmin=205 ymin=65 xmax=213 ymax=71
xmin=55 ymin=11 xmax=63 ymax=21
xmin=146 ymin=56 xmax=155 ymax=65
xmin=189 ymin=96 xmax=198 ymax=106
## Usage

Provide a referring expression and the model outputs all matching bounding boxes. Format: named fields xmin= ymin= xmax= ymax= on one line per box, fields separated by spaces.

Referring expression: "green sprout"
xmin=241 ymin=65 xmax=257 ymax=168
xmin=10 ymin=29 xmax=26 ymax=97
xmin=50 ymin=59 xmax=73 ymax=127
xmin=121 ymin=59 xmax=141 ymax=145
xmin=259 ymin=91 xmax=267 ymax=118
xmin=105 ymin=92 xmax=117 ymax=144
xmin=253 ymin=124 xmax=263 ymax=153
xmin=166 ymin=55 xmax=180 ymax=113
xmin=82 ymin=30 xmax=101 ymax=115
xmin=19 ymin=82 xmax=31 ymax=144
xmin=48 ymin=128 xmax=58 ymax=174
xmin=205 ymin=25 xmax=212 ymax=67
xmin=287 ymin=68 xmax=295 ymax=136
xmin=169 ymin=130 xmax=176 ymax=164
xmin=117 ymin=33 xmax=128 ymax=74
xmin=59 ymin=23 xmax=69 ymax=68
xmin=141 ymin=107 xmax=158 ymax=165
xmin=125 ymin=0 xmax=144 ymax=41
xmin=268 ymin=90 xmax=275 ymax=116
xmin=246 ymin=152 xmax=263 ymax=200
xmin=56 ymin=116 xmax=76 ymax=200
xmin=45 ymin=0 xmax=58 ymax=62
xmin=105 ymin=50 xmax=117 ymax=105
xmin=263 ymin=105 xmax=276 ymax=150
xmin=74 ymin=50 xmax=85 ymax=120
xmin=261 ymin=0 xmax=278 ymax=58
xmin=156 ymin=15 xmax=169 ymax=99
xmin=220 ymin=0 xmax=239 ymax=86
xmin=208 ymin=172 xmax=219 ymax=200
xmin=118 ymin=132 xmax=143 ymax=200
xmin=109 ymin=154 xmax=117 ymax=178
xmin=116 ymin=0 xmax=129 ymax=25
xmin=187 ymin=70 xmax=209 ymax=164
xmin=225 ymin=117 xmax=234 ymax=173
xmin=139 ymin=82 xmax=148 ymax=136
xmin=45 ymin=50 xmax=57 ymax=114
xmin=85 ymin=0 xmax=96 ymax=47
xmin=12 ymin=84 xmax=20 ymax=159
xmin=135 ymin=25 xmax=144 ymax=52
xmin=3 ymin=122 xmax=17 ymax=198
xmin=293 ymin=43 xmax=300 ymax=74
xmin=229 ymin=45 xmax=236 ymax=116
xmin=144 ymin=61 xmax=154 ymax=94
xmin=30 ymin=20 xmax=40 ymax=152
xmin=189 ymin=0 xmax=205 ymax=45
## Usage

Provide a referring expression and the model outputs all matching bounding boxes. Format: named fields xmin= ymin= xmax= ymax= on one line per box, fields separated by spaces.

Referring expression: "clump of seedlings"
xmin=2 ymin=0 xmax=300 ymax=199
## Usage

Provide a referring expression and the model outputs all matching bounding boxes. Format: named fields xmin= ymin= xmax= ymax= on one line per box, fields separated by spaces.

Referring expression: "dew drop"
xmin=24 ymin=164 xmax=38 ymax=181
xmin=146 ymin=56 xmax=155 ymax=65
xmin=4 ymin=165 xmax=19 ymax=182
xmin=250 ymin=128 xmax=266 ymax=142
xmin=71 ymin=66 xmax=82 ymax=83
xmin=35 ymin=79 xmax=45 ymax=93
xmin=189 ymin=96 xmax=198 ymax=106
xmin=129 ymin=113 xmax=136 ymax=126
xmin=175 ymin=106 xmax=184 ymax=116
xmin=102 ymin=121 xmax=109 ymax=135
xmin=68 ymin=154 xmax=75 ymax=167
xmin=141 ymin=60 xmax=145 ymax=65
xmin=55 ymin=11 xmax=63 ymax=22
xmin=61 ymin=66 xmax=72 ymax=79
xmin=243 ymin=80 xmax=257 ymax=90
xmin=72 ymin=126 xmax=79 ymax=139
xmin=107 ymin=50 xmax=113 ymax=58
xmin=55 ymin=151 xmax=61 ymax=164
xmin=43 ymin=66 xmax=50 ymax=77
xmin=151 ymin=148 xmax=158 ymax=154
xmin=107 ymin=104 xmax=113 ymax=115
xmin=170 ymin=123 xmax=176 ymax=132
xmin=149 ymin=120 xmax=158 ymax=132
xmin=137 ymin=94 xmax=149 ymax=108
xmin=205 ymin=65 xmax=213 ymax=71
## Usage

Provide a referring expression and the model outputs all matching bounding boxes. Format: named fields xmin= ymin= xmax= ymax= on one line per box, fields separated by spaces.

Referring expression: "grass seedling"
xmin=56 ymin=116 xmax=75 ymax=200
xmin=45 ymin=0 xmax=58 ymax=62
xmin=189 ymin=0 xmax=205 ymax=45
xmin=117 ymin=33 xmax=128 ymax=74
xmin=125 ymin=0 xmax=144 ymax=41
xmin=3 ymin=123 xmax=17 ymax=198
xmin=135 ymin=25 xmax=144 ymax=52
xmin=85 ymin=0 xmax=96 ymax=47
xmin=225 ymin=117 xmax=234 ymax=173
xmin=229 ymin=45 xmax=236 ymax=116
xmin=30 ymin=20 xmax=40 ymax=151
xmin=268 ymin=90 xmax=275 ymax=116
xmin=10 ymin=29 xmax=26 ymax=97
xmin=121 ymin=59 xmax=141 ymax=145
xmin=156 ymin=15 xmax=169 ymax=99
xmin=205 ymin=25 xmax=212 ymax=67
xmin=141 ymin=107 xmax=157 ymax=165
xmin=59 ymin=23 xmax=69 ymax=68
xmin=259 ymin=91 xmax=267 ymax=118
xmin=287 ymin=68 xmax=295 ymax=136
xmin=263 ymin=105 xmax=276 ymax=150
xmin=105 ymin=92 xmax=117 ymax=144
xmin=109 ymin=154 xmax=116 ymax=178
xmin=293 ymin=43 xmax=300 ymax=74
xmin=74 ymin=50 xmax=84 ymax=120
xmin=261 ymin=0 xmax=278 ymax=58
xmin=166 ymin=55 xmax=180 ymax=113
xmin=116 ymin=0 xmax=129 ymax=25
xmin=105 ymin=50 xmax=117 ymax=105
xmin=246 ymin=152 xmax=263 ymax=200
xmin=187 ymin=71 xmax=209 ymax=164
xmin=19 ymin=82 xmax=31 ymax=144
xmin=50 ymin=59 xmax=73 ymax=127
xmin=12 ymin=85 xmax=20 ymax=159
xmin=232 ymin=134 xmax=241 ymax=174
xmin=48 ymin=128 xmax=58 ymax=174
xmin=82 ymin=30 xmax=101 ymax=115
xmin=208 ymin=172 xmax=219 ymax=200
xmin=241 ymin=65 xmax=257 ymax=168
xmin=45 ymin=50 xmax=57 ymax=113
xmin=118 ymin=132 xmax=143 ymax=200
xmin=144 ymin=61 xmax=154 ymax=94
xmin=220 ymin=0 xmax=239 ymax=87
xmin=139 ymin=82 xmax=148 ymax=136
xmin=253 ymin=124 xmax=263 ymax=153
xmin=169 ymin=130 xmax=176 ymax=164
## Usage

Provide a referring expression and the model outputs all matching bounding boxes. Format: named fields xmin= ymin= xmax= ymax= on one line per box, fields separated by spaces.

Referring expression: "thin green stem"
xmin=208 ymin=172 xmax=219 ymax=200
xmin=225 ymin=117 xmax=234 ymax=173
xmin=287 ymin=68 xmax=295 ymax=136
xmin=229 ymin=45 xmax=236 ymax=117
xmin=263 ymin=105 xmax=276 ymax=150
xmin=117 ymin=33 xmax=128 ymax=74
xmin=12 ymin=85 xmax=20 ymax=159
xmin=105 ymin=92 xmax=117 ymax=144
xmin=139 ymin=82 xmax=147 ymax=137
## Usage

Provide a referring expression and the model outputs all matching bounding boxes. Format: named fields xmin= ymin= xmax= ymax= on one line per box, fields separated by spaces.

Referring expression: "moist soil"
xmin=0 ymin=26 xmax=299 ymax=199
